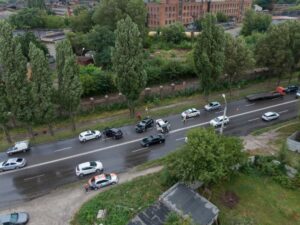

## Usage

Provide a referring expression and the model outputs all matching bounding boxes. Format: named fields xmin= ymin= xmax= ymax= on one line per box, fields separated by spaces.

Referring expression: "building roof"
xmin=160 ymin=183 xmax=219 ymax=225
xmin=127 ymin=183 xmax=219 ymax=225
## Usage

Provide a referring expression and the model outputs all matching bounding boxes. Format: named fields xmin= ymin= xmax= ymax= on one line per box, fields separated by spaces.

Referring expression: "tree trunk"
xmin=2 ymin=124 xmax=12 ymax=143
xmin=27 ymin=124 xmax=34 ymax=139
xmin=48 ymin=123 xmax=54 ymax=136
xmin=70 ymin=113 xmax=76 ymax=131
xmin=128 ymin=100 xmax=135 ymax=118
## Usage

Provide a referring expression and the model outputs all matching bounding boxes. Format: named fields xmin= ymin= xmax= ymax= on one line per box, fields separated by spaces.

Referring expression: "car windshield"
xmin=105 ymin=174 xmax=111 ymax=180
xmin=10 ymin=213 xmax=18 ymax=222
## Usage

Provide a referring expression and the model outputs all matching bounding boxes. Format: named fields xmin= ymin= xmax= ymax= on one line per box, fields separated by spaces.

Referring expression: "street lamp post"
xmin=220 ymin=93 xmax=227 ymax=135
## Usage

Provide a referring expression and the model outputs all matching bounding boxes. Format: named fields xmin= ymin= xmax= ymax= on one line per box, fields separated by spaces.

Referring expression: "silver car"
xmin=0 ymin=158 xmax=27 ymax=172
xmin=0 ymin=212 xmax=29 ymax=224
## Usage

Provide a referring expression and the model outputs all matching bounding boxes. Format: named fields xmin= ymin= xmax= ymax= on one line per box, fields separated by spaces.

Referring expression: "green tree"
xmin=26 ymin=0 xmax=46 ymax=9
xmin=161 ymin=22 xmax=185 ymax=44
xmin=55 ymin=39 xmax=74 ymax=101
xmin=60 ymin=55 xmax=82 ymax=131
xmin=9 ymin=8 xmax=45 ymax=29
xmin=166 ymin=128 xmax=244 ymax=185
xmin=0 ymin=81 xmax=12 ymax=143
xmin=13 ymin=44 xmax=35 ymax=137
xmin=193 ymin=14 xmax=225 ymax=99
xmin=86 ymin=25 xmax=115 ymax=68
xmin=241 ymin=10 xmax=272 ymax=36
xmin=69 ymin=9 xmax=93 ymax=33
xmin=255 ymin=23 xmax=293 ymax=85
xmin=15 ymin=32 xmax=49 ymax=61
xmin=216 ymin=11 xmax=229 ymax=23
xmin=29 ymin=43 xmax=55 ymax=136
xmin=92 ymin=0 xmax=147 ymax=34
xmin=112 ymin=16 xmax=147 ymax=117
xmin=224 ymin=34 xmax=254 ymax=96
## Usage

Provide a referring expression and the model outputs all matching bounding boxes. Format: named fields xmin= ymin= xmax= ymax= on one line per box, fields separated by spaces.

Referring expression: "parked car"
xmin=75 ymin=161 xmax=103 ymax=177
xmin=181 ymin=108 xmax=200 ymax=118
xmin=0 ymin=212 xmax=29 ymax=224
xmin=78 ymin=130 xmax=101 ymax=143
xmin=285 ymin=85 xmax=298 ymax=94
xmin=135 ymin=118 xmax=154 ymax=133
xmin=261 ymin=112 xmax=280 ymax=121
xmin=6 ymin=140 xmax=30 ymax=155
xmin=87 ymin=173 xmax=118 ymax=190
xmin=140 ymin=134 xmax=165 ymax=147
xmin=296 ymin=90 xmax=300 ymax=98
xmin=204 ymin=101 xmax=221 ymax=111
xmin=103 ymin=128 xmax=123 ymax=139
xmin=0 ymin=158 xmax=26 ymax=172
xmin=210 ymin=116 xmax=229 ymax=127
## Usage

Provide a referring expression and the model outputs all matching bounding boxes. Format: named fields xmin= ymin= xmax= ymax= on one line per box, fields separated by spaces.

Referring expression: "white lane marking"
xmin=0 ymin=99 xmax=299 ymax=176
xmin=132 ymin=147 xmax=148 ymax=153
xmin=246 ymin=103 xmax=255 ymax=107
xmin=248 ymin=117 xmax=260 ymax=122
xmin=24 ymin=174 xmax=45 ymax=181
xmin=278 ymin=110 xmax=288 ymax=114
xmin=54 ymin=147 xmax=72 ymax=152
xmin=175 ymin=137 xmax=186 ymax=141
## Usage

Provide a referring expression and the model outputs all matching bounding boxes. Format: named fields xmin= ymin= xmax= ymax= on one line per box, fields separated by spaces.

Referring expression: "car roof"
xmin=6 ymin=158 xmax=23 ymax=163
xmin=264 ymin=112 xmax=276 ymax=116
xmin=15 ymin=140 xmax=29 ymax=146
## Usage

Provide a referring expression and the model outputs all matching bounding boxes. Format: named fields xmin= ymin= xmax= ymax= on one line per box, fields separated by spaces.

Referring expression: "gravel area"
xmin=0 ymin=166 xmax=163 ymax=225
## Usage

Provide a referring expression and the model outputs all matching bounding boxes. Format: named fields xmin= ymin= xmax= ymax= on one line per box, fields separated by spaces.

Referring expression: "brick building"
xmin=146 ymin=0 xmax=252 ymax=28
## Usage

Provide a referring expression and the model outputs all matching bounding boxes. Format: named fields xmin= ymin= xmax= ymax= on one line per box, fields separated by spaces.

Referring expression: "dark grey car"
xmin=0 ymin=212 xmax=29 ymax=225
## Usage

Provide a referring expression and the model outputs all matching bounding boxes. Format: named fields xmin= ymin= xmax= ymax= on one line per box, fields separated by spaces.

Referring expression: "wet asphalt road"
xmin=0 ymin=94 xmax=298 ymax=209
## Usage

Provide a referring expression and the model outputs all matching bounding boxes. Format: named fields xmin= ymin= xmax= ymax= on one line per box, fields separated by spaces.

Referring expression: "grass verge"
xmin=211 ymin=173 xmax=300 ymax=225
xmin=71 ymin=172 xmax=167 ymax=225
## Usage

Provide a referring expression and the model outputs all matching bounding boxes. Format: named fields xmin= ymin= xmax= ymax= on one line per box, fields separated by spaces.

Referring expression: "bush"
xmin=79 ymin=65 xmax=117 ymax=97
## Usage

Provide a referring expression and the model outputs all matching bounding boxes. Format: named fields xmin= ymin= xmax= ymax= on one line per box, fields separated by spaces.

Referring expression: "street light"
xmin=220 ymin=93 xmax=227 ymax=135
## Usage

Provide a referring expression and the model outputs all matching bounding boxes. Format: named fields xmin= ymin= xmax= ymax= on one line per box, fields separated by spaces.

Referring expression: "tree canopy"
xmin=112 ymin=16 xmax=147 ymax=117
xmin=241 ymin=10 xmax=272 ymax=36
xmin=166 ymin=128 xmax=245 ymax=185
xmin=193 ymin=14 xmax=225 ymax=98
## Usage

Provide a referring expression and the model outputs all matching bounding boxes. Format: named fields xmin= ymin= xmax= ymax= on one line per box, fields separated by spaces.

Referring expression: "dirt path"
xmin=0 ymin=166 xmax=163 ymax=225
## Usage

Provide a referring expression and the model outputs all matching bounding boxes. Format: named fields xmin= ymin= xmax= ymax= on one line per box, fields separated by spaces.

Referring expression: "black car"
xmin=285 ymin=85 xmax=298 ymax=94
xmin=140 ymin=134 xmax=165 ymax=147
xmin=135 ymin=118 xmax=154 ymax=133
xmin=103 ymin=128 xmax=123 ymax=139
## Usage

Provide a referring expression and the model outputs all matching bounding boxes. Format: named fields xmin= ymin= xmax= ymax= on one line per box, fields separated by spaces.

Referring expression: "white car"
xmin=6 ymin=140 xmax=30 ymax=155
xmin=75 ymin=161 xmax=103 ymax=177
xmin=181 ymin=108 xmax=200 ymax=118
xmin=210 ymin=116 xmax=229 ymax=127
xmin=79 ymin=130 xmax=101 ymax=143
xmin=262 ymin=112 xmax=280 ymax=121
xmin=88 ymin=173 xmax=118 ymax=189
xmin=0 ymin=158 xmax=27 ymax=172
xmin=204 ymin=101 xmax=221 ymax=111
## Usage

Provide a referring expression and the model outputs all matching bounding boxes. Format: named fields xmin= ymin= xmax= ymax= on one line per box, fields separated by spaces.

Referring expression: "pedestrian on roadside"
xmin=182 ymin=115 xmax=186 ymax=124
xmin=84 ymin=183 xmax=89 ymax=192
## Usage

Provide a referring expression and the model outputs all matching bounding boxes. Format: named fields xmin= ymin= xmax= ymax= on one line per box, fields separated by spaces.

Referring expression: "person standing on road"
xmin=182 ymin=115 xmax=186 ymax=124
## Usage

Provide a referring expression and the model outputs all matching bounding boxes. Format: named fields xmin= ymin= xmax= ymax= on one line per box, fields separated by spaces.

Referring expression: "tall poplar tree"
xmin=0 ymin=81 xmax=12 ymax=143
xmin=29 ymin=43 xmax=55 ymax=136
xmin=193 ymin=14 xmax=225 ymax=100
xmin=112 ymin=16 xmax=147 ymax=117
xmin=60 ymin=55 xmax=82 ymax=131
xmin=224 ymin=34 xmax=254 ymax=96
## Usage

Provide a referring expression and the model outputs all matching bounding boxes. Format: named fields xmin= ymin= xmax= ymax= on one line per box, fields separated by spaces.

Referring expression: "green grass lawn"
xmin=211 ymin=173 xmax=300 ymax=225
xmin=71 ymin=172 xmax=167 ymax=225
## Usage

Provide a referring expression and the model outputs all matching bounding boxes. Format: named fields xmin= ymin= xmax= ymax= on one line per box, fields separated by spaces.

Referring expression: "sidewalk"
xmin=0 ymin=166 xmax=164 ymax=225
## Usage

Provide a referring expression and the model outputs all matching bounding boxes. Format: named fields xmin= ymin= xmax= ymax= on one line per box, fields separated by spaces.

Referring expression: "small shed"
xmin=128 ymin=183 xmax=219 ymax=225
